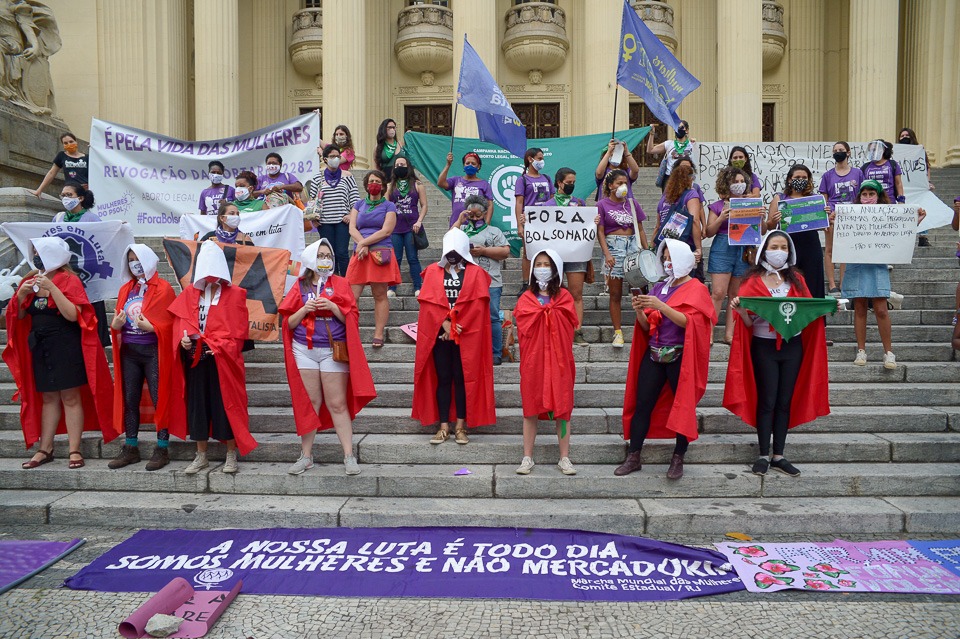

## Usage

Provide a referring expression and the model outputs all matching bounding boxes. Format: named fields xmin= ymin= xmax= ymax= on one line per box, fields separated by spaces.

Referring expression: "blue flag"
xmin=616 ymin=0 xmax=700 ymax=130
xmin=456 ymin=36 xmax=527 ymax=157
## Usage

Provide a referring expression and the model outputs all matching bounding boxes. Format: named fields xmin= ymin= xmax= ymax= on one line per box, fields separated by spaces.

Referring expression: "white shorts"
xmin=292 ymin=340 xmax=350 ymax=374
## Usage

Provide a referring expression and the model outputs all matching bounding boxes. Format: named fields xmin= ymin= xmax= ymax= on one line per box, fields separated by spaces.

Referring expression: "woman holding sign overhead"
xmin=765 ymin=164 xmax=825 ymax=299
xmin=842 ymin=180 xmax=925 ymax=370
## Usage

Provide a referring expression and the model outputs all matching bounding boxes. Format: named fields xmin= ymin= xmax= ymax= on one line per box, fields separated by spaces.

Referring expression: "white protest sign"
xmin=523 ymin=206 xmax=598 ymax=263
xmin=89 ymin=113 xmax=320 ymax=237
xmin=178 ymin=204 xmax=306 ymax=257
xmin=1 ymin=221 xmax=135 ymax=302
xmin=693 ymin=143 xmax=951 ymax=232
xmin=832 ymin=204 xmax=919 ymax=265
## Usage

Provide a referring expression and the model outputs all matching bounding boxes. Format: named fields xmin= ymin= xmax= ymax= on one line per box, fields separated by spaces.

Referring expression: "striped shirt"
xmin=308 ymin=170 xmax=359 ymax=225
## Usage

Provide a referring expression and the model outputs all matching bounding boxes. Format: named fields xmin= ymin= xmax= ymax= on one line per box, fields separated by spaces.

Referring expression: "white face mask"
xmin=210 ymin=173 xmax=224 ymax=185
xmin=61 ymin=196 xmax=80 ymax=211
xmin=532 ymin=159 xmax=545 ymax=172
xmin=764 ymin=249 xmax=789 ymax=269
xmin=533 ymin=266 xmax=553 ymax=289
xmin=234 ymin=187 xmax=250 ymax=201
xmin=615 ymin=184 xmax=628 ymax=199
xmin=316 ymin=257 xmax=334 ymax=276
xmin=224 ymin=215 xmax=241 ymax=229
xmin=663 ymin=260 xmax=674 ymax=276
xmin=129 ymin=260 xmax=144 ymax=277
xmin=729 ymin=182 xmax=747 ymax=196
xmin=266 ymin=164 xmax=281 ymax=175
xmin=327 ymin=157 xmax=341 ymax=170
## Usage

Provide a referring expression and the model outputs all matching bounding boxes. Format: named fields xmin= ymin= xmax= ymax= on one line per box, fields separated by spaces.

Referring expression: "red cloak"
xmin=622 ymin=279 xmax=717 ymax=442
xmin=411 ymin=263 xmax=496 ymax=427
xmin=167 ymin=284 xmax=257 ymax=455
xmin=722 ymin=273 xmax=831 ymax=428
xmin=3 ymin=270 xmax=118 ymax=449
xmin=514 ymin=288 xmax=578 ymax=421
xmin=279 ymin=275 xmax=377 ymax=436
xmin=111 ymin=274 xmax=177 ymax=434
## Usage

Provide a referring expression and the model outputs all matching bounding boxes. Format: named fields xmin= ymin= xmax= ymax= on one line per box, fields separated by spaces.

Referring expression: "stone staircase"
xmin=1 ymin=169 xmax=958 ymax=537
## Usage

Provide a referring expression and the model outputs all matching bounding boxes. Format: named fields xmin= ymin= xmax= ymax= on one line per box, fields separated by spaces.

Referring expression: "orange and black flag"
xmin=163 ymin=239 xmax=290 ymax=341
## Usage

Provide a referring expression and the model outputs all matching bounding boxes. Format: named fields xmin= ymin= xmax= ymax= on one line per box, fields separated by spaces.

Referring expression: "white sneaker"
xmin=516 ymin=456 xmax=535 ymax=475
xmin=344 ymin=455 xmax=361 ymax=475
xmin=611 ymin=331 xmax=625 ymax=348
xmin=222 ymin=449 xmax=238 ymax=474
xmin=183 ymin=451 xmax=208 ymax=475
xmin=853 ymin=349 xmax=867 ymax=366
xmin=387 ymin=289 xmax=397 ymax=298
xmin=883 ymin=351 xmax=897 ymax=370
xmin=288 ymin=454 xmax=313 ymax=475
xmin=557 ymin=457 xmax=577 ymax=475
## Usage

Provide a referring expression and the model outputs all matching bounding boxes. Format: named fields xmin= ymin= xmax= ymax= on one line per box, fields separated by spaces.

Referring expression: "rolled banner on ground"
xmin=738 ymin=296 xmax=838 ymax=342
xmin=118 ymin=577 xmax=193 ymax=637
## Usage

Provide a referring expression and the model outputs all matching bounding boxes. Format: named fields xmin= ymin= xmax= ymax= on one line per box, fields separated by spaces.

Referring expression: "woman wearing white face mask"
xmin=200 ymin=201 xmax=253 ymax=246
xmin=53 ymin=183 xmax=100 ymax=223
xmin=307 ymin=145 xmax=359 ymax=277
xmin=727 ymin=231 xmax=831 ymax=478
xmin=231 ymin=170 xmax=266 ymax=213
xmin=254 ymin=152 xmax=303 ymax=204
xmin=706 ymin=166 xmax=752 ymax=344
xmin=197 ymin=160 xmax=235 ymax=215
xmin=280 ymin=239 xmax=376 ymax=476
xmin=515 ymin=147 xmax=555 ymax=293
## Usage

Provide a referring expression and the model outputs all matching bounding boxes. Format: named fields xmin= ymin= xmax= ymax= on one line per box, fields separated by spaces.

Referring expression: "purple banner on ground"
xmin=717 ymin=540 xmax=960 ymax=594
xmin=0 ymin=538 xmax=85 ymax=595
xmin=64 ymin=527 xmax=743 ymax=601
xmin=909 ymin=540 xmax=960 ymax=578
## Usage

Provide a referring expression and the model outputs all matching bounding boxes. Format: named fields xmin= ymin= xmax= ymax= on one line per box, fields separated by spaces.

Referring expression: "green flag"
xmin=738 ymin=296 xmax=838 ymax=342
xmin=404 ymin=127 xmax=651 ymax=256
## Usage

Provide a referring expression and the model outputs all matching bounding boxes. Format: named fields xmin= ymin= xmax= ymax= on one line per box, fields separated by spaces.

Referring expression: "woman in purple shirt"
xmin=594 ymin=138 xmax=640 ymax=200
xmin=439 ymin=151 xmax=494 ymax=227
xmin=819 ymin=141 xmax=864 ymax=295
xmin=346 ymin=170 xmax=401 ymax=347
xmin=386 ymin=157 xmax=427 ymax=297
xmin=254 ymin=152 xmax=303 ymax=205
xmin=653 ymin=158 xmax=705 ymax=281
xmin=705 ymin=166 xmax=751 ymax=344
xmin=860 ymin=140 xmax=904 ymax=204
xmin=197 ymin=160 xmax=235 ymax=215
xmin=515 ymin=147 xmax=555 ymax=292
xmin=727 ymin=146 xmax=762 ymax=197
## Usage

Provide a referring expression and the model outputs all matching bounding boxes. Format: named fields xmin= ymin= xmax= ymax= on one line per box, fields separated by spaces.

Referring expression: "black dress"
xmin=26 ymin=295 xmax=87 ymax=392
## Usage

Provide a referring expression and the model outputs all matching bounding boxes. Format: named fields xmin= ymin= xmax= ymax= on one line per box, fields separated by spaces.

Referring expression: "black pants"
xmin=92 ymin=301 xmax=110 ymax=346
xmin=433 ymin=339 xmax=466 ymax=422
xmin=183 ymin=352 xmax=233 ymax=442
xmin=121 ymin=342 xmax=167 ymax=442
xmin=628 ymin=348 xmax=690 ymax=455
xmin=751 ymin=336 xmax=803 ymax=456
xmin=792 ymin=230 xmax=825 ymax=298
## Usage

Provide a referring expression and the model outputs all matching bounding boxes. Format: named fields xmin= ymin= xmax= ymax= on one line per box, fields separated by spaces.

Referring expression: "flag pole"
xmin=610 ymin=83 xmax=619 ymax=141
xmin=449 ymin=100 xmax=459 ymax=155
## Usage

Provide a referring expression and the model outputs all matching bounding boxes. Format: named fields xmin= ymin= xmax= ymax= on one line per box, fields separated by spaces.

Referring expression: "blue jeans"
xmin=489 ymin=285 xmax=502 ymax=358
xmin=390 ymin=231 xmax=423 ymax=291
xmin=317 ymin=221 xmax=350 ymax=277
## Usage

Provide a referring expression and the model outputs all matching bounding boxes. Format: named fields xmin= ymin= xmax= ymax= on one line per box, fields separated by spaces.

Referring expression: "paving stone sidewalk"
xmin=1 ymin=526 xmax=958 ymax=639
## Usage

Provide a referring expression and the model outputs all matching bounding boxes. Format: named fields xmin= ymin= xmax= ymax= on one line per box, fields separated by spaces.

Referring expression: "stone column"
xmin=194 ymin=0 xmax=240 ymax=139
xmin=452 ymin=1 xmax=498 ymax=138
xmin=323 ymin=0 xmax=369 ymax=167
xmin=572 ymin=0 xmax=626 ymax=137
xmin=846 ymin=0 xmax=899 ymax=142
xmin=249 ymin=2 xmax=288 ymax=130
xmin=678 ymin=0 xmax=717 ymax=140
xmin=716 ymin=0 xmax=763 ymax=141
xmin=365 ymin=1 xmax=393 ymax=151
xmin=941 ymin=1 xmax=960 ymax=165
xmin=97 ymin=0 xmax=146 ymax=128
xmin=787 ymin=0 xmax=824 ymax=140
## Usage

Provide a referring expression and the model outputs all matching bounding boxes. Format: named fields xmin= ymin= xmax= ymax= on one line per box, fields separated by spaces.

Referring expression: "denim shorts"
xmin=707 ymin=233 xmax=749 ymax=277
xmin=603 ymin=235 xmax=638 ymax=279
xmin=564 ymin=261 xmax=589 ymax=274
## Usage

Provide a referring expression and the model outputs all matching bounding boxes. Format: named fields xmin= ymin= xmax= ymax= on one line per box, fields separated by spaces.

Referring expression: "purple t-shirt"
xmin=292 ymin=281 xmax=347 ymax=347
xmin=390 ymin=183 xmax=421 ymax=235
xmin=861 ymin=161 xmax=902 ymax=202
xmin=257 ymin=171 xmax=300 ymax=193
xmin=648 ymin=280 xmax=685 ymax=348
xmin=598 ymin=197 xmax=645 ymax=236
xmin=749 ymin=172 xmax=762 ymax=192
xmin=595 ymin=166 xmax=637 ymax=200
xmin=446 ymin=176 xmax=494 ymax=227
xmin=198 ymin=184 xmax=236 ymax=214
xmin=354 ymin=199 xmax=397 ymax=249
xmin=818 ymin=167 xmax=864 ymax=206
xmin=708 ymin=200 xmax=729 ymax=235
xmin=121 ymin=285 xmax=158 ymax=345
xmin=656 ymin=189 xmax=699 ymax=246
xmin=516 ymin=174 xmax=555 ymax=208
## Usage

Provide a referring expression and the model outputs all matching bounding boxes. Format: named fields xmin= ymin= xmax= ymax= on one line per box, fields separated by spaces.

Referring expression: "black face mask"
xmin=393 ymin=166 xmax=409 ymax=179
xmin=833 ymin=152 xmax=848 ymax=163
xmin=32 ymin=255 xmax=44 ymax=270
xmin=445 ymin=252 xmax=463 ymax=266
xmin=676 ymin=127 xmax=687 ymax=138
xmin=561 ymin=183 xmax=575 ymax=195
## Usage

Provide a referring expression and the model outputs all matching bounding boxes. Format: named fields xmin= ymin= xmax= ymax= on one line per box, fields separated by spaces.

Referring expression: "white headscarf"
xmin=299 ymin=238 xmax=335 ymax=278
xmin=528 ymin=249 xmax=564 ymax=290
xmin=192 ymin=240 xmax=231 ymax=289
xmin=121 ymin=243 xmax=159 ymax=284
xmin=30 ymin=237 xmax=71 ymax=271
xmin=439 ymin=227 xmax=475 ymax=269
xmin=655 ymin=239 xmax=695 ymax=291
xmin=756 ymin=230 xmax=796 ymax=278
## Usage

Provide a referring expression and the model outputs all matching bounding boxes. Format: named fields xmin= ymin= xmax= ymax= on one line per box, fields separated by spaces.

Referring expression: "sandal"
xmin=68 ymin=450 xmax=85 ymax=469
xmin=372 ymin=337 xmax=384 ymax=348
xmin=22 ymin=449 xmax=54 ymax=469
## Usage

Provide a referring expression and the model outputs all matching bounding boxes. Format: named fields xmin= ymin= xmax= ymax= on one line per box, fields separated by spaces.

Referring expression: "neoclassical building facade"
xmin=46 ymin=0 xmax=960 ymax=168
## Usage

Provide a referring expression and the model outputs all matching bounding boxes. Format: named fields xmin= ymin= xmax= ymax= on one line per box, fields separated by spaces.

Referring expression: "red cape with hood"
xmin=111 ymin=274 xmax=177 ymax=433
xmin=279 ymin=275 xmax=376 ymax=435
xmin=622 ymin=278 xmax=716 ymax=442
xmin=723 ymin=272 xmax=831 ymax=428
xmin=3 ymin=270 xmax=118 ymax=449
xmin=514 ymin=288 xmax=578 ymax=421
xmin=411 ymin=263 xmax=496 ymax=427
xmin=167 ymin=284 xmax=257 ymax=455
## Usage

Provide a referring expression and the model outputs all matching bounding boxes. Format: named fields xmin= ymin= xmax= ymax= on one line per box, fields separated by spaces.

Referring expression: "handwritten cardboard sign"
xmin=832 ymin=204 xmax=919 ymax=264
xmin=523 ymin=206 xmax=598 ymax=263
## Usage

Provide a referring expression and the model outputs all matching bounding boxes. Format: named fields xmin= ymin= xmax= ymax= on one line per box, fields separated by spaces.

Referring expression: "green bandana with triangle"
xmin=738 ymin=296 xmax=838 ymax=341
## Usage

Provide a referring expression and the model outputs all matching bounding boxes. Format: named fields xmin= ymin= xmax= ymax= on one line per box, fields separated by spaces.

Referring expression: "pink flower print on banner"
xmin=804 ymin=579 xmax=839 ymax=590
xmin=758 ymin=560 xmax=800 ymax=574
xmin=733 ymin=545 xmax=768 ymax=558
xmin=837 ymin=579 xmax=857 ymax=588
xmin=803 ymin=572 xmax=818 ymax=578
xmin=754 ymin=573 xmax=794 ymax=589
xmin=807 ymin=563 xmax=849 ymax=579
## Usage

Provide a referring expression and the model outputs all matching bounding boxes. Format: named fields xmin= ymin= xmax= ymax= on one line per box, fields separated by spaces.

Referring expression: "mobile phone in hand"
xmin=630 ymin=287 xmax=642 ymax=296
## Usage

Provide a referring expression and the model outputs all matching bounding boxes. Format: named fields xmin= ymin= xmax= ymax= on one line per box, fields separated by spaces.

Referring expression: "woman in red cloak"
xmin=168 ymin=240 xmax=256 ymax=474
xmin=514 ymin=249 xmax=578 ymax=476
xmin=280 ymin=238 xmax=376 ymax=476
xmin=108 ymin=244 xmax=176 ymax=471
xmin=3 ymin=237 xmax=116 ymax=469
xmin=616 ymin=239 xmax=717 ymax=479
xmin=412 ymin=227 xmax=496 ymax=444
xmin=725 ymin=230 xmax=831 ymax=477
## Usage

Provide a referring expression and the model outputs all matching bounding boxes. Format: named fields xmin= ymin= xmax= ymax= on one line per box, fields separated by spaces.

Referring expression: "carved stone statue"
xmin=0 ymin=0 xmax=61 ymax=116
